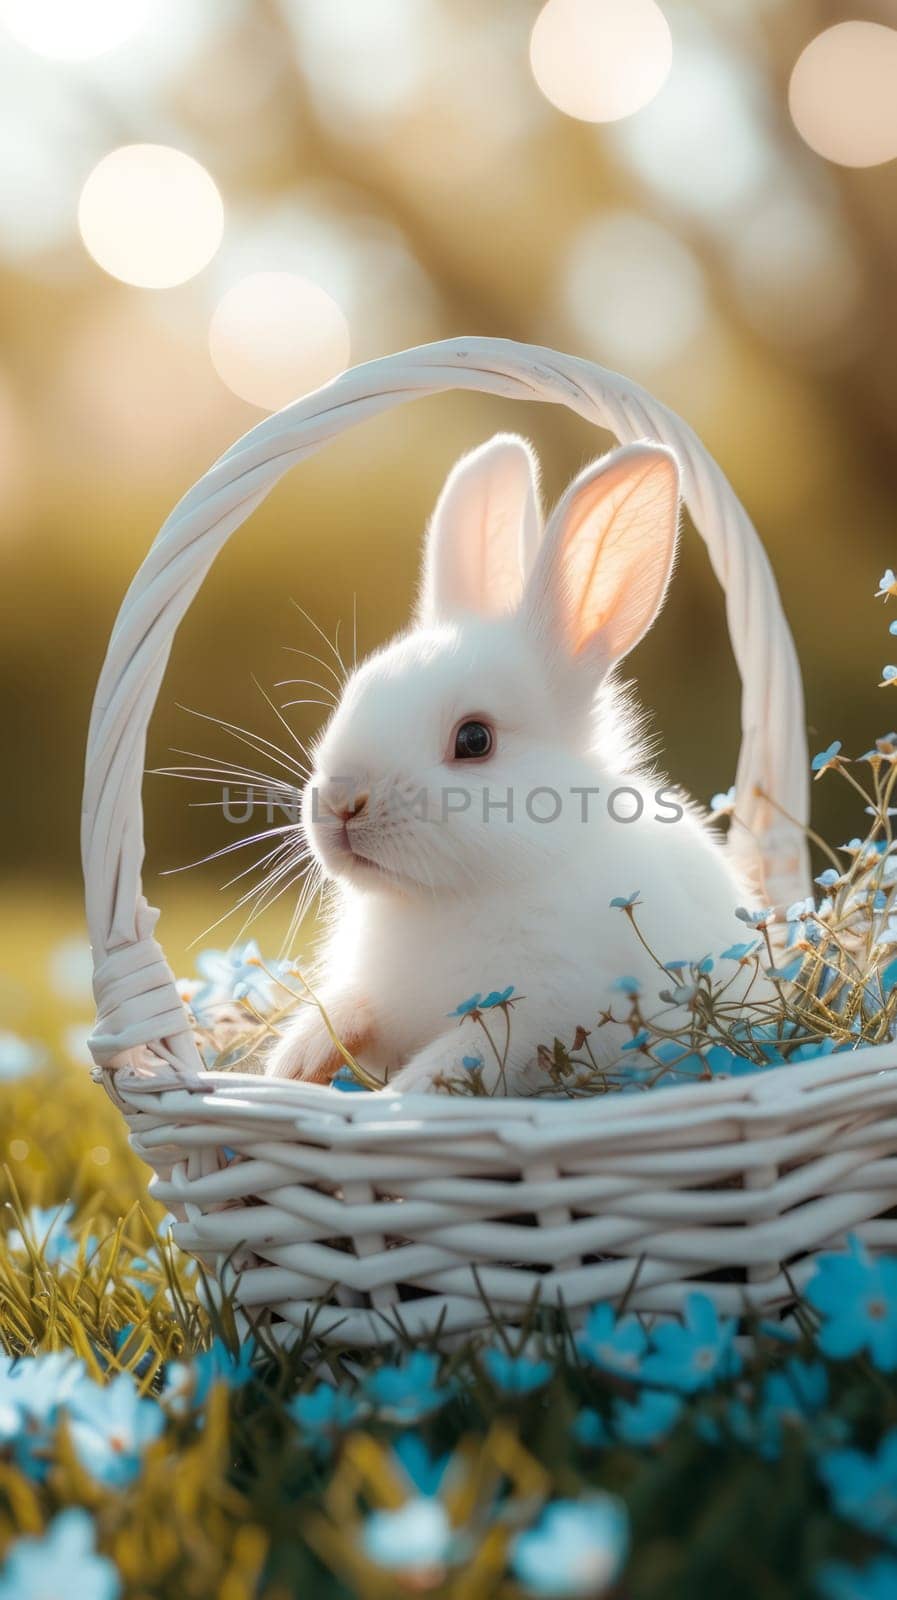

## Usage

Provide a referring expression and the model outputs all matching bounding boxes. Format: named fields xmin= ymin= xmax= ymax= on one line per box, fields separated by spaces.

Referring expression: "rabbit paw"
xmin=266 ymin=992 xmax=373 ymax=1082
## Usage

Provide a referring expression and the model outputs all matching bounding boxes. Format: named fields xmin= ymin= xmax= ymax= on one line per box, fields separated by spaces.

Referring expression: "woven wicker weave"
xmin=83 ymin=339 xmax=897 ymax=1346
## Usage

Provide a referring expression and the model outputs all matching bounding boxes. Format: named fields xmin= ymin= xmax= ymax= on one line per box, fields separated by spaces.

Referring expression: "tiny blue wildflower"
xmin=0 ymin=1352 xmax=86 ymax=1444
xmin=765 ymin=957 xmax=804 ymax=983
xmin=611 ymin=976 xmax=641 ymax=996
xmin=721 ymin=941 xmax=757 ymax=961
xmin=577 ymin=1304 xmax=647 ymax=1378
xmin=331 ymin=1066 xmax=370 ymax=1093
xmin=613 ymin=1389 xmax=683 ymax=1448
xmin=882 ymin=957 xmax=897 ymax=997
xmin=709 ymin=786 xmax=736 ymax=818
xmin=365 ymin=1352 xmax=450 ymax=1423
xmin=610 ymin=892 xmax=640 ymax=909
xmin=811 ymin=741 xmax=843 ymax=776
xmin=877 ymin=569 xmax=897 ymax=599
xmin=164 ymin=1337 xmax=257 ymax=1412
xmin=393 ymin=1433 xmax=452 ymax=1497
xmin=881 ymin=665 xmax=897 ymax=686
xmin=804 ymin=1236 xmax=897 ymax=1370
xmin=363 ymin=1499 xmax=453 ymax=1574
xmin=510 ymin=1497 xmax=629 ymax=1598
xmin=619 ymin=1030 xmax=649 ymax=1052
xmin=450 ymin=994 xmax=482 ymax=1016
xmin=815 ymin=868 xmax=841 ymax=889
xmin=817 ymin=1429 xmax=897 ymax=1546
xmin=730 ymin=1360 xmax=836 ymax=1462
xmin=479 ymin=986 xmax=515 ymax=1007
xmin=817 ymin=1555 xmax=897 ymax=1600
xmin=0 ymin=1509 xmax=120 ymax=1600
xmin=704 ymin=1045 xmax=744 ymax=1077
xmin=640 ymin=1294 xmax=741 ymax=1394
xmin=193 ymin=941 xmax=280 ymax=1017
xmin=6 ymin=1203 xmax=84 ymax=1267
xmin=663 ymin=959 xmax=690 ymax=973
xmin=462 ymin=1055 xmax=484 ymax=1071
xmin=289 ymin=1384 xmax=366 ymax=1448
xmin=66 ymin=1372 xmax=165 ymax=1488
xmin=572 ymin=1408 xmax=611 ymax=1450
xmin=482 ymin=1348 xmax=551 ymax=1395
xmin=735 ymin=906 xmax=776 ymax=928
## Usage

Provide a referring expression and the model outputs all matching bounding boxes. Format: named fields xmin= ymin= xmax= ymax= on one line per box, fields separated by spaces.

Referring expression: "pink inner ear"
xmin=562 ymin=452 xmax=679 ymax=659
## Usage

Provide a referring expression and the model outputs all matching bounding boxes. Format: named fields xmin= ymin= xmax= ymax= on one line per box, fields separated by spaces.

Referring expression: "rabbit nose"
xmin=321 ymin=783 xmax=369 ymax=823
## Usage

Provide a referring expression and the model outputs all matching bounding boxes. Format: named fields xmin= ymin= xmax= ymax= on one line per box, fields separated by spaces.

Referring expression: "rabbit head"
xmin=302 ymin=434 xmax=681 ymax=898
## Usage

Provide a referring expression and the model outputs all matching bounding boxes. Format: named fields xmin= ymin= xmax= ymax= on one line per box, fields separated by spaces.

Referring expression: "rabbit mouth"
xmin=319 ymin=821 xmax=404 ymax=886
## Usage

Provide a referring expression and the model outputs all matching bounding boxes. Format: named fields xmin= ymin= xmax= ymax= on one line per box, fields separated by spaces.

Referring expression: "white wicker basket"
xmin=82 ymin=338 xmax=897 ymax=1346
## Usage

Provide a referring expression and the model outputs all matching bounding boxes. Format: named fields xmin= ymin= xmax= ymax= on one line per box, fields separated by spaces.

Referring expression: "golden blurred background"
xmin=3 ymin=0 xmax=897 ymax=1043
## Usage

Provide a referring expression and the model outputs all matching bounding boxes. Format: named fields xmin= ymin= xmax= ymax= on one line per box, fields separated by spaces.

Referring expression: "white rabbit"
xmin=266 ymin=435 xmax=751 ymax=1092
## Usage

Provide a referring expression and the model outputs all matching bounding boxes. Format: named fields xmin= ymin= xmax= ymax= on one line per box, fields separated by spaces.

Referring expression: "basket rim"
xmin=103 ymin=1034 xmax=897 ymax=1130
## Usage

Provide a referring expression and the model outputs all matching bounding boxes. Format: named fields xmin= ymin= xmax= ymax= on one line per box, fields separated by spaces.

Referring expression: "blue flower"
xmin=66 ymin=1373 xmax=165 ymax=1488
xmin=613 ymin=1389 xmax=683 ymax=1447
xmin=393 ymin=1433 xmax=453 ymax=1497
xmin=640 ymin=1294 xmax=741 ymax=1394
xmin=0 ymin=1350 xmax=84 ymax=1452
xmin=815 ymin=868 xmax=841 ymax=889
xmin=735 ymin=906 xmax=776 ymax=928
xmin=765 ymin=957 xmax=805 ymax=983
xmin=0 ymin=1031 xmax=43 ymax=1082
xmin=289 ymin=1384 xmax=366 ymax=1448
xmin=482 ymin=1349 xmax=552 ymax=1395
xmin=364 ymin=1352 xmax=450 ymax=1423
xmin=572 ymin=1408 xmax=611 ymax=1450
xmin=817 ymin=1556 xmax=897 ymax=1600
xmin=577 ymin=1303 xmax=647 ymax=1378
xmin=164 ymin=1337 xmax=257 ymax=1412
xmin=881 ymin=666 xmax=897 ymax=686
xmin=462 ymin=1055 xmax=484 ymax=1071
xmin=510 ymin=1497 xmax=628 ymax=1597
xmin=882 ymin=957 xmax=897 ymax=997
xmin=331 ymin=1066 xmax=370 ymax=1093
xmin=450 ymin=994 xmax=482 ymax=1016
xmin=193 ymin=941 xmax=279 ymax=1016
xmin=620 ymin=1030 xmax=649 ymax=1052
xmin=0 ymin=1510 xmax=120 ymax=1600
xmin=709 ymin=786 xmax=736 ymax=818
xmin=480 ymin=986 xmax=515 ymax=1007
xmin=817 ymin=1429 xmax=897 ymax=1545
xmin=610 ymin=892 xmax=640 ymax=909
xmin=611 ymin=976 xmax=641 ymax=996
xmin=877 ymin=570 xmax=897 ymax=599
xmin=811 ymin=741 xmax=843 ymax=775
xmin=363 ymin=1500 xmax=453 ymax=1573
xmin=804 ymin=1236 xmax=897 ymax=1370
xmin=6 ymin=1203 xmax=84 ymax=1267
xmin=731 ymin=1360 xmax=835 ymax=1461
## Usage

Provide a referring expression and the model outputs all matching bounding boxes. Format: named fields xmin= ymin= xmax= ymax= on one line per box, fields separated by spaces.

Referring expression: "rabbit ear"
xmin=417 ymin=434 xmax=542 ymax=625
xmin=523 ymin=442 xmax=680 ymax=686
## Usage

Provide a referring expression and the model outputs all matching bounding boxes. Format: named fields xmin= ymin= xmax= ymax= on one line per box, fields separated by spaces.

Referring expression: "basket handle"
xmin=82 ymin=338 xmax=810 ymax=1079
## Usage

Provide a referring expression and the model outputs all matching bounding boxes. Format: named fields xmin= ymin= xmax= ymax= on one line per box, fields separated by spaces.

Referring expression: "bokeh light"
xmin=789 ymin=22 xmax=897 ymax=169
xmin=611 ymin=23 xmax=774 ymax=221
xmin=208 ymin=272 xmax=351 ymax=411
xmin=78 ymin=144 xmax=224 ymax=288
xmin=530 ymin=0 xmax=672 ymax=123
xmin=731 ymin=183 xmax=861 ymax=351
xmin=0 ymin=0 xmax=148 ymax=60
xmin=563 ymin=212 xmax=706 ymax=371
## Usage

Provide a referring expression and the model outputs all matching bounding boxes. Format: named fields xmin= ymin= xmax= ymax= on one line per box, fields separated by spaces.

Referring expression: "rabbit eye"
xmin=453 ymin=719 xmax=493 ymax=761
